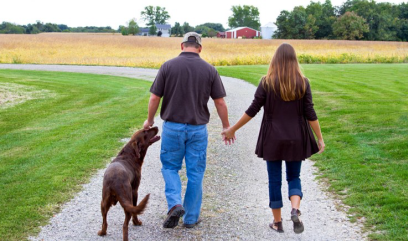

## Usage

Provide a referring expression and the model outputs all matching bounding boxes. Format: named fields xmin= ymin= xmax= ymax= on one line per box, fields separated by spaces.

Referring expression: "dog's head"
xmin=130 ymin=127 xmax=160 ymax=159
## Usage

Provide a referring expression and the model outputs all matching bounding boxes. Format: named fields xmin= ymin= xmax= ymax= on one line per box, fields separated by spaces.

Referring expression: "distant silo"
xmin=261 ymin=22 xmax=277 ymax=39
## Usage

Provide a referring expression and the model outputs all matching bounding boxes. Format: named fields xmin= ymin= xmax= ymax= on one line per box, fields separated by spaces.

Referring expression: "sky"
xmin=2 ymin=0 xmax=407 ymax=29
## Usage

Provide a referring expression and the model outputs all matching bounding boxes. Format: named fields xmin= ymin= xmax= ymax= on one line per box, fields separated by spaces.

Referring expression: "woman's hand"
xmin=220 ymin=113 xmax=252 ymax=145
xmin=221 ymin=127 xmax=236 ymax=145
xmin=318 ymin=139 xmax=325 ymax=153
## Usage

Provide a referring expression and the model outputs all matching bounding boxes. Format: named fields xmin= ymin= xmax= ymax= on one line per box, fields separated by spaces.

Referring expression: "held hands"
xmin=221 ymin=127 xmax=236 ymax=145
xmin=143 ymin=119 xmax=154 ymax=130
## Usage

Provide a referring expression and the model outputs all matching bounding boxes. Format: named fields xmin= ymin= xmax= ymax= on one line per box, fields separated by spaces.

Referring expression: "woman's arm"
xmin=222 ymin=113 xmax=252 ymax=142
xmin=222 ymin=80 xmax=265 ymax=144
xmin=303 ymin=80 xmax=325 ymax=153
xmin=308 ymin=119 xmax=325 ymax=153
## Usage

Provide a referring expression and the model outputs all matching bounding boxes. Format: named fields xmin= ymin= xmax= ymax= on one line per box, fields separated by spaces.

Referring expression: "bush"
xmin=121 ymin=26 xmax=129 ymax=36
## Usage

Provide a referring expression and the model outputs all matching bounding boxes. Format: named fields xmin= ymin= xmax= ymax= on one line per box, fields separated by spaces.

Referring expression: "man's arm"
xmin=143 ymin=93 xmax=161 ymax=130
xmin=213 ymin=97 xmax=230 ymax=128
xmin=214 ymin=97 xmax=234 ymax=144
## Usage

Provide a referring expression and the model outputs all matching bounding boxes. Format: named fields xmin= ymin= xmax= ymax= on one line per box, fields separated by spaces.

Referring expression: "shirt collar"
xmin=179 ymin=52 xmax=200 ymax=57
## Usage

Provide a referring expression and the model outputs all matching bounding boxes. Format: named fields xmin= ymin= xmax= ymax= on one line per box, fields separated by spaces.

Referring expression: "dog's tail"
xmin=119 ymin=194 xmax=150 ymax=215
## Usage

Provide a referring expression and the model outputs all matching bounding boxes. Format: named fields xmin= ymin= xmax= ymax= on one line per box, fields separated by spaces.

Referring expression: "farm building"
xmin=137 ymin=24 xmax=171 ymax=37
xmin=138 ymin=28 xmax=149 ymax=36
xmin=261 ymin=22 xmax=277 ymax=39
xmin=225 ymin=27 xmax=261 ymax=39
xmin=217 ymin=32 xmax=226 ymax=38
xmin=156 ymin=24 xmax=171 ymax=37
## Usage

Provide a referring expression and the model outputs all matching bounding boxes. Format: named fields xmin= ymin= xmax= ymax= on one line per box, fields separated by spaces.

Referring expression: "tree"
xmin=338 ymin=0 xmax=389 ymax=40
xmin=273 ymin=10 xmax=291 ymax=38
xmin=171 ymin=22 xmax=184 ymax=37
xmin=228 ymin=5 xmax=261 ymax=30
xmin=397 ymin=19 xmax=408 ymax=41
xmin=149 ymin=25 xmax=157 ymax=35
xmin=42 ymin=23 xmax=61 ymax=32
xmin=306 ymin=0 xmax=336 ymax=39
xmin=274 ymin=6 xmax=318 ymax=39
xmin=24 ymin=24 xmax=40 ymax=34
xmin=182 ymin=22 xmax=194 ymax=33
xmin=320 ymin=0 xmax=336 ymax=38
xmin=34 ymin=21 xmax=44 ymax=32
xmin=141 ymin=6 xmax=170 ymax=27
xmin=194 ymin=25 xmax=209 ymax=34
xmin=120 ymin=25 xmax=129 ymax=35
xmin=207 ymin=28 xmax=217 ymax=37
xmin=58 ymin=24 xmax=69 ymax=31
xmin=195 ymin=23 xmax=225 ymax=32
xmin=0 ymin=22 xmax=25 ymax=34
xmin=194 ymin=25 xmax=217 ymax=37
xmin=128 ymin=19 xmax=139 ymax=35
xmin=304 ymin=14 xmax=319 ymax=39
xmin=397 ymin=3 xmax=408 ymax=41
xmin=332 ymin=11 xmax=369 ymax=40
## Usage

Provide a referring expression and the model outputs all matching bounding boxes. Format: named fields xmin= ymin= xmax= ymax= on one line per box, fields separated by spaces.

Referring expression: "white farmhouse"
xmin=261 ymin=22 xmax=277 ymax=39
xmin=156 ymin=24 xmax=171 ymax=37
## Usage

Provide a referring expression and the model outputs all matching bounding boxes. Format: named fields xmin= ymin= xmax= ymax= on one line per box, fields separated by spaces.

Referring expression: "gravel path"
xmin=0 ymin=64 xmax=366 ymax=240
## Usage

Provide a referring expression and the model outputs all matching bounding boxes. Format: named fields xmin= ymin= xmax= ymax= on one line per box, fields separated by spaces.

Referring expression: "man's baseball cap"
xmin=182 ymin=32 xmax=202 ymax=46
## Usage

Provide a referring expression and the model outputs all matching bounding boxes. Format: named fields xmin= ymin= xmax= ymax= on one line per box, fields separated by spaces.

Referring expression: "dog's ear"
xmin=131 ymin=141 xmax=141 ymax=159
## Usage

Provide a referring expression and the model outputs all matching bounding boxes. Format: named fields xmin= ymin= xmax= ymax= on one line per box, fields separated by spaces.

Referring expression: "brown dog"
xmin=98 ymin=127 xmax=160 ymax=241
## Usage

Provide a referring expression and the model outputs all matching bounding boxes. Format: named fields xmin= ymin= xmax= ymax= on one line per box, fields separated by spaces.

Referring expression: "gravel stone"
xmin=0 ymin=64 xmax=366 ymax=240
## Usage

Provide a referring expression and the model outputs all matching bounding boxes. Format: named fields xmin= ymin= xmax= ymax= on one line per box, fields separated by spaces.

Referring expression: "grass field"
xmin=0 ymin=70 xmax=151 ymax=240
xmin=1 ymin=64 xmax=407 ymax=240
xmin=217 ymin=64 xmax=408 ymax=240
xmin=1 ymin=33 xmax=408 ymax=68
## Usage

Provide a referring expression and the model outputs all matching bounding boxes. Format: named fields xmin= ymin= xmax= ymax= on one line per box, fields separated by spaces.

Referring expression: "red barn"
xmin=225 ymin=27 xmax=261 ymax=39
xmin=217 ymin=32 xmax=226 ymax=38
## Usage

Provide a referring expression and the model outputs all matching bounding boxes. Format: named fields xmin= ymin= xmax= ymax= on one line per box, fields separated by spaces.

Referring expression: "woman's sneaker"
xmin=183 ymin=219 xmax=202 ymax=228
xmin=291 ymin=208 xmax=304 ymax=234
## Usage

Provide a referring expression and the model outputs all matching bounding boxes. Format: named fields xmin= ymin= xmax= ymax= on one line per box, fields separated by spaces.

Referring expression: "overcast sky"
xmin=2 ymin=0 xmax=407 ymax=29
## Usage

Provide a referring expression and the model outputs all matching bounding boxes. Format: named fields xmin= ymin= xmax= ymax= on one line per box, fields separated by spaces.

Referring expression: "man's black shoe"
xmin=163 ymin=205 xmax=185 ymax=228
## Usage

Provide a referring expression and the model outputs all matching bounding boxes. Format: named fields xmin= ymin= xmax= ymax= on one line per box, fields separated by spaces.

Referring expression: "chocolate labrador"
xmin=97 ymin=127 xmax=160 ymax=241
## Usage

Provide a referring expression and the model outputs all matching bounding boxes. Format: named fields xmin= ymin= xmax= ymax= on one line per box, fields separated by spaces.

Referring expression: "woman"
xmin=222 ymin=43 xmax=325 ymax=234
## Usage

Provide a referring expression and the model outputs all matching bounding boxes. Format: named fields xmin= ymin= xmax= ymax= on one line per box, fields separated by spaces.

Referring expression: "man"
xmin=143 ymin=32 xmax=231 ymax=228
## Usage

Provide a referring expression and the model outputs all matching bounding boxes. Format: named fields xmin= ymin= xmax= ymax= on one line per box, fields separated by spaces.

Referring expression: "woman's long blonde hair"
xmin=263 ymin=43 xmax=307 ymax=101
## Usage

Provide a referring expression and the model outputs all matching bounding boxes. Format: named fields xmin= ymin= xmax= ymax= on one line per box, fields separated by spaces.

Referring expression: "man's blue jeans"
xmin=266 ymin=160 xmax=303 ymax=209
xmin=160 ymin=121 xmax=208 ymax=225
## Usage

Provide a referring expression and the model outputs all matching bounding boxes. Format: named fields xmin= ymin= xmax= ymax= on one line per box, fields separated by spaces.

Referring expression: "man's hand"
xmin=144 ymin=93 xmax=161 ymax=130
xmin=143 ymin=119 xmax=154 ymax=130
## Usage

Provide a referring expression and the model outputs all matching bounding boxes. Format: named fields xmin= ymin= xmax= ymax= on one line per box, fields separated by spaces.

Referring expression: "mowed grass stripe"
xmin=216 ymin=64 xmax=408 ymax=240
xmin=0 ymin=70 xmax=151 ymax=240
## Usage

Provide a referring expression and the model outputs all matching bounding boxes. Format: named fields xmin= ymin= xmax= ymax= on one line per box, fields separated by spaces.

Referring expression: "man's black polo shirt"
xmin=150 ymin=52 xmax=226 ymax=125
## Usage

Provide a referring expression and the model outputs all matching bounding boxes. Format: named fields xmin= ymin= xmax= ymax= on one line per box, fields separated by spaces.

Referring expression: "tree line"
xmin=119 ymin=6 xmax=228 ymax=37
xmin=120 ymin=5 xmax=262 ymax=37
xmin=274 ymin=0 xmax=408 ymax=41
xmin=3 ymin=1 xmax=408 ymax=41
xmin=0 ymin=21 xmax=116 ymax=34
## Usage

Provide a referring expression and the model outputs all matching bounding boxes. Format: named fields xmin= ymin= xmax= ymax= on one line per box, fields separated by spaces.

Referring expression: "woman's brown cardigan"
xmin=245 ymin=79 xmax=319 ymax=161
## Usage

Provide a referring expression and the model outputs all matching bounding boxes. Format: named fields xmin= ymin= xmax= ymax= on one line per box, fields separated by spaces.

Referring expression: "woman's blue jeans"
xmin=160 ymin=121 xmax=208 ymax=225
xmin=266 ymin=160 xmax=303 ymax=209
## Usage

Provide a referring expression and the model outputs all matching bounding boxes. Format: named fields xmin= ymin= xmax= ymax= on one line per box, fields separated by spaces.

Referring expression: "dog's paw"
xmin=132 ymin=218 xmax=142 ymax=226
xmin=98 ymin=230 xmax=107 ymax=236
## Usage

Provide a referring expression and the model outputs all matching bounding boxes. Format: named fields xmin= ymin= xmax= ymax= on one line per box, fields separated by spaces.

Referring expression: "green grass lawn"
xmin=0 ymin=70 xmax=151 ymax=240
xmin=217 ymin=64 xmax=408 ymax=240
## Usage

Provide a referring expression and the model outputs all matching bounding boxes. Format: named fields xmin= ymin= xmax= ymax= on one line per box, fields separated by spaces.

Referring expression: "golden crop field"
xmin=1 ymin=33 xmax=408 ymax=68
